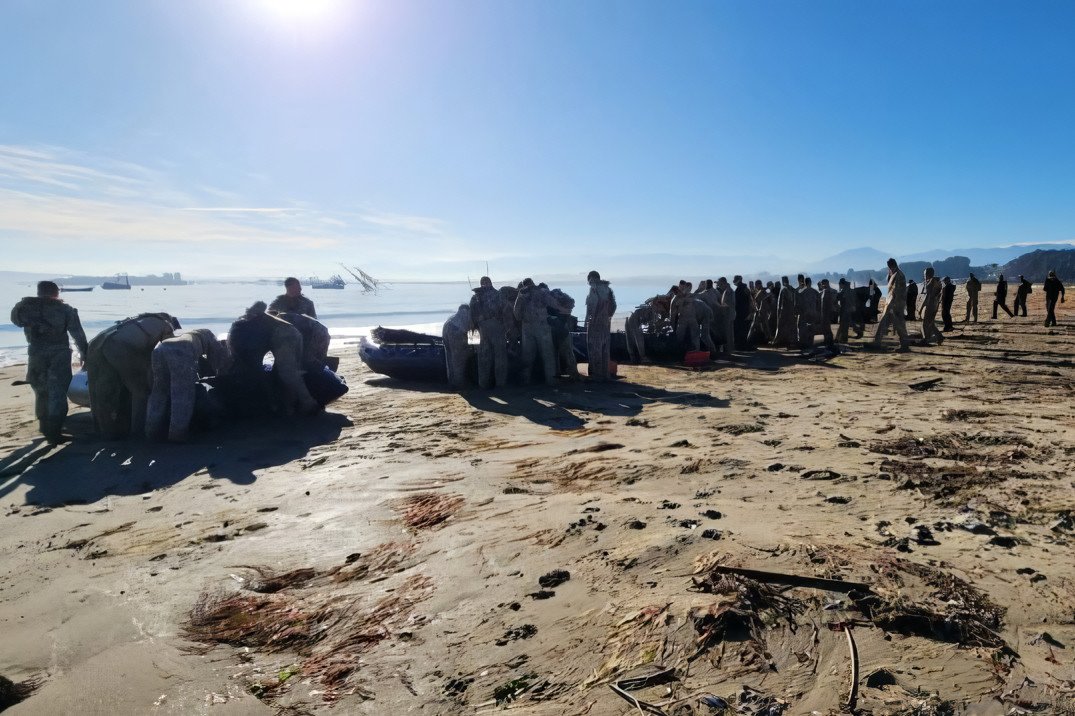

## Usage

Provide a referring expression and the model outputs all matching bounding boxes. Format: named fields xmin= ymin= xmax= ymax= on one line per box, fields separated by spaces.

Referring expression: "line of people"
xmin=626 ymin=274 xmax=882 ymax=358
xmin=625 ymin=262 xmax=1066 ymax=357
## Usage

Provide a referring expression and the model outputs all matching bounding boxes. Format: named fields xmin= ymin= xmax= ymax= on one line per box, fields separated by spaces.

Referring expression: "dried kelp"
xmin=870 ymin=432 xmax=1033 ymax=465
xmin=688 ymin=573 xmax=806 ymax=665
xmin=185 ymin=567 xmax=434 ymax=703
xmin=398 ymin=492 xmax=465 ymax=529
xmin=856 ymin=556 xmax=1006 ymax=648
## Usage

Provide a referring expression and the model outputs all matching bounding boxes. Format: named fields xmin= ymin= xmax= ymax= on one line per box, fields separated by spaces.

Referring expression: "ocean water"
xmin=1 ymin=279 xmax=673 ymax=367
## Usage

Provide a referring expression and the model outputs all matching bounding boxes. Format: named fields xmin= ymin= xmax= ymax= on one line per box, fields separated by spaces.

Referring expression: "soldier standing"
xmin=10 ymin=281 xmax=89 ymax=443
xmin=1043 ymin=270 xmax=1065 ymax=327
xmin=940 ymin=277 xmax=956 ymax=331
xmin=919 ymin=268 xmax=944 ymax=346
xmin=964 ymin=273 xmax=981 ymax=323
xmin=584 ymin=271 xmax=617 ymax=381
xmin=992 ymin=275 xmax=1014 ymax=318
xmin=905 ymin=279 xmax=918 ymax=321
xmin=469 ymin=277 xmax=510 ymax=388
xmin=872 ymin=258 xmax=911 ymax=351
xmin=514 ymin=279 xmax=557 ymax=385
xmin=1012 ymin=275 xmax=1032 ymax=317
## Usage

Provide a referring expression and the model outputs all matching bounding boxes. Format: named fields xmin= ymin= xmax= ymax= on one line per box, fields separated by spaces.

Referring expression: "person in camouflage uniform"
xmin=625 ymin=302 xmax=652 ymax=363
xmin=146 ymin=329 xmax=229 ymax=442
xmin=469 ymin=277 xmax=511 ymax=389
xmin=772 ymin=277 xmax=798 ymax=349
xmin=919 ymin=267 xmax=944 ymax=346
xmin=964 ymin=273 xmax=982 ymax=323
xmin=269 ymin=277 xmax=317 ymax=318
xmin=834 ymin=278 xmax=858 ymax=343
xmin=10 ymin=281 xmax=89 ymax=443
xmin=872 ymin=258 xmax=911 ymax=351
xmin=547 ymin=286 xmax=581 ymax=381
xmin=817 ymin=279 xmax=837 ymax=349
xmin=513 ymin=279 xmax=558 ymax=385
xmin=796 ymin=277 xmax=821 ymax=349
xmin=584 ymin=271 xmax=617 ymax=381
xmin=442 ymin=304 xmax=472 ymax=389
xmin=670 ymin=284 xmax=701 ymax=353
xmin=227 ymin=302 xmax=319 ymax=415
xmin=270 ymin=311 xmax=331 ymax=368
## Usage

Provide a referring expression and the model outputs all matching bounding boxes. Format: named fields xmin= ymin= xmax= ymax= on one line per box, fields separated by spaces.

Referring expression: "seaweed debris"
xmin=185 ymin=558 xmax=434 ymax=703
xmin=718 ymin=423 xmax=765 ymax=436
xmin=688 ymin=573 xmax=806 ymax=665
xmin=856 ymin=556 xmax=1006 ymax=648
xmin=869 ymin=432 xmax=1033 ymax=465
xmin=398 ymin=492 xmax=465 ymax=529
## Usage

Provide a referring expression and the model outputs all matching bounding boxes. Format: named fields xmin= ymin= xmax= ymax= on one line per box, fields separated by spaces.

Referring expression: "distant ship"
xmin=101 ymin=273 xmax=131 ymax=290
xmin=309 ymin=274 xmax=346 ymax=289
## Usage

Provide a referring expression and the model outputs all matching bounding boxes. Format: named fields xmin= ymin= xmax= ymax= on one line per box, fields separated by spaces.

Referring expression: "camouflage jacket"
xmin=585 ymin=282 xmax=617 ymax=327
xmin=10 ymin=297 xmax=88 ymax=355
xmin=514 ymin=286 xmax=554 ymax=325
xmin=268 ymin=294 xmax=316 ymax=318
xmin=470 ymin=285 xmax=509 ymax=326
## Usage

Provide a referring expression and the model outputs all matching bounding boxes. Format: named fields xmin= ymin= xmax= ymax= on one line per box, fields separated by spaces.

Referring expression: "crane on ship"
xmin=339 ymin=263 xmax=383 ymax=293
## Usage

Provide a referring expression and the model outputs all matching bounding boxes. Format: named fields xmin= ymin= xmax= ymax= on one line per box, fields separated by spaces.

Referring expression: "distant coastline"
xmin=52 ymin=273 xmax=188 ymax=287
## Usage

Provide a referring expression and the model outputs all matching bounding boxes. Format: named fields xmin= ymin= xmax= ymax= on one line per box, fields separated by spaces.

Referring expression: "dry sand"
xmin=1 ymin=286 xmax=1074 ymax=715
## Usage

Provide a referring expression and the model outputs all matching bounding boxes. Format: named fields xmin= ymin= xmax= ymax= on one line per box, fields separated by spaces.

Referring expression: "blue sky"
xmin=1 ymin=0 xmax=1073 ymax=279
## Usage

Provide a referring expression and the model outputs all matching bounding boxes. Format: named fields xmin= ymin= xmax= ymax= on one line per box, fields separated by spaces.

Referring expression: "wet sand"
xmin=1 ymin=287 xmax=1074 ymax=715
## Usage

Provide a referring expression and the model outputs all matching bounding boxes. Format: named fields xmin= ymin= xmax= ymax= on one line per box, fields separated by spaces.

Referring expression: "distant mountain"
xmin=897 ymin=242 xmax=1075 ymax=266
xmin=1002 ymin=249 xmax=1075 ymax=282
xmin=810 ymin=242 xmax=1075 ymax=277
xmin=810 ymin=247 xmax=891 ymax=272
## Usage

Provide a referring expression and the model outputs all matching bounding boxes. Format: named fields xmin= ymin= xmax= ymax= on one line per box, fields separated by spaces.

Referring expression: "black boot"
xmin=40 ymin=417 xmax=66 ymax=444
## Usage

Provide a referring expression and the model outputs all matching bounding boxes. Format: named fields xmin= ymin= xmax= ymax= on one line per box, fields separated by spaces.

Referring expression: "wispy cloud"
xmin=182 ymin=207 xmax=297 ymax=213
xmin=358 ymin=211 xmax=447 ymax=234
xmin=0 ymin=144 xmax=461 ymax=275
xmin=1011 ymin=239 xmax=1075 ymax=247
xmin=0 ymin=145 xmax=141 ymax=191
xmin=0 ymin=190 xmax=339 ymax=247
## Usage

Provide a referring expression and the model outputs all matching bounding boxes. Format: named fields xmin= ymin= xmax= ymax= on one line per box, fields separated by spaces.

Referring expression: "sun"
xmin=255 ymin=0 xmax=346 ymax=24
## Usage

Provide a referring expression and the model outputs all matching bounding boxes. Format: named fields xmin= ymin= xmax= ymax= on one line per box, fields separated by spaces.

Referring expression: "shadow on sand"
xmin=365 ymin=375 xmax=730 ymax=430
xmin=0 ymin=409 xmax=352 ymax=508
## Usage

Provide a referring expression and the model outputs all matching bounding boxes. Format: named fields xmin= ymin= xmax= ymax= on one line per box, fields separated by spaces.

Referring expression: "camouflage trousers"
xmin=587 ymin=322 xmax=611 ymax=381
xmin=520 ymin=321 xmax=555 ymax=385
xmin=27 ymin=346 xmax=73 ymax=439
xmin=476 ymin=319 xmax=508 ymax=389
xmin=146 ymin=342 xmax=199 ymax=442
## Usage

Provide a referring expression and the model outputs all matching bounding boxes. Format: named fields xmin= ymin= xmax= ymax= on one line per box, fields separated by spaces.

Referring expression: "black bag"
xmin=304 ymin=365 xmax=349 ymax=406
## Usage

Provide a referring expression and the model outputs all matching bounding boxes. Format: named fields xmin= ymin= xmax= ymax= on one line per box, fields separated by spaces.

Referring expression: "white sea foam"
xmin=0 ymin=321 xmax=449 ymax=369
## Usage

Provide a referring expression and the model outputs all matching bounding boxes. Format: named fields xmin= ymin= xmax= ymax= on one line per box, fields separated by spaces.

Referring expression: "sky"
xmin=1 ymin=0 xmax=1074 ymax=280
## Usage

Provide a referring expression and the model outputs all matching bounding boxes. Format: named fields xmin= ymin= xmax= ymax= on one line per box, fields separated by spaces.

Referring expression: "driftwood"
xmin=700 ymin=565 xmax=872 ymax=593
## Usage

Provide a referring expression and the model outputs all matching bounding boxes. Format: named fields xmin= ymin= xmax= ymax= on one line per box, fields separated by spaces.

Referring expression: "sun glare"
xmin=255 ymin=0 xmax=346 ymax=25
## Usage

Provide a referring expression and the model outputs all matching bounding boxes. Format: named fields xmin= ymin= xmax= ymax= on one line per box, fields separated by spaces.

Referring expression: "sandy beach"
xmin=2 ymin=287 xmax=1074 ymax=715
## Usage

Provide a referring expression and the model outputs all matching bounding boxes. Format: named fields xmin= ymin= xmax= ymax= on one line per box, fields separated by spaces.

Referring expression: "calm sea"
xmin=1 ymin=279 xmax=674 ymax=367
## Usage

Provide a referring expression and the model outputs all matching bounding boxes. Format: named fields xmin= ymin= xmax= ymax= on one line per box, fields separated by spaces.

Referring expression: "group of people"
xmin=11 ymin=278 xmax=339 ymax=445
xmin=626 ymin=273 xmax=878 ymax=358
xmin=870 ymin=262 xmax=1065 ymax=351
xmin=624 ymin=262 xmax=1066 ymax=358
xmin=10 ymin=266 xmax=1067 ymax=442
xmin=442 ymin=271 xmax=617 ymax=389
